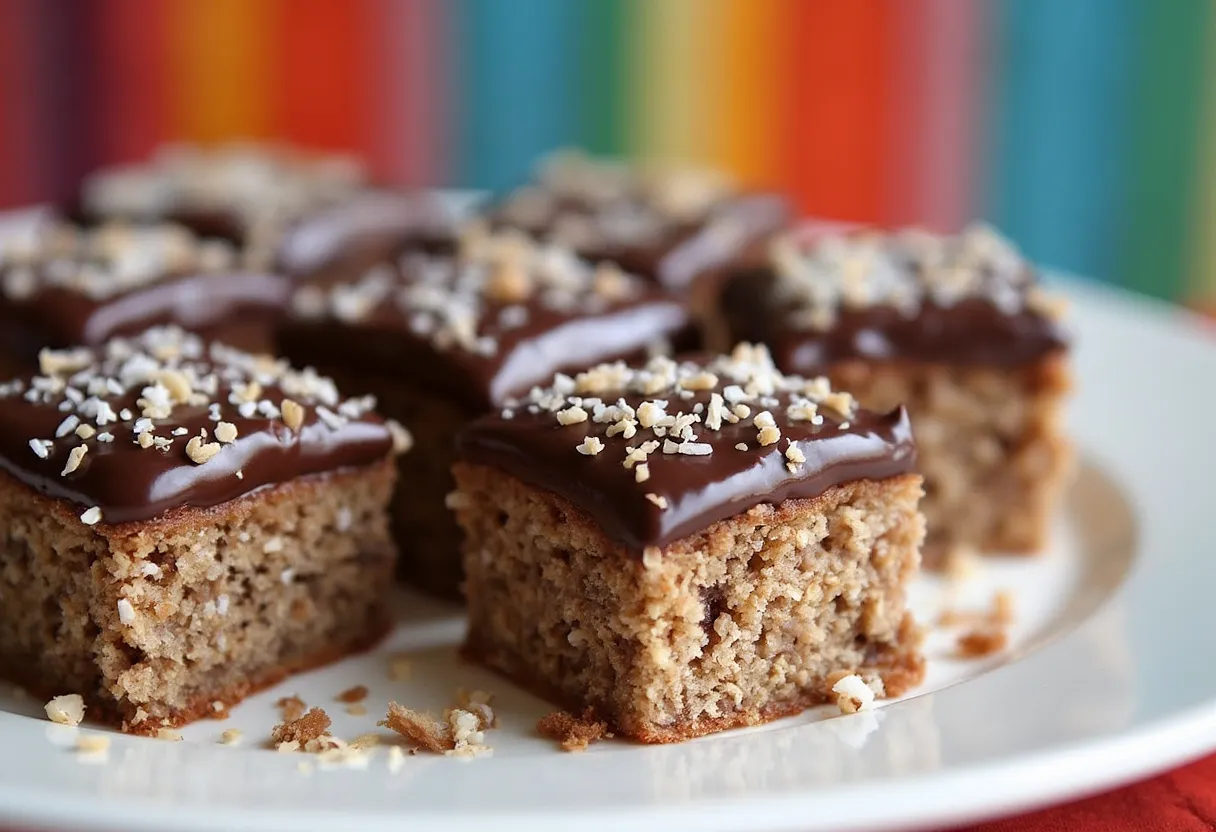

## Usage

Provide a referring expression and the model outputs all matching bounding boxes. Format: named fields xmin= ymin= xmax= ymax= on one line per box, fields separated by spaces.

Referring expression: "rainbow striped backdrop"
xmin=1 ymin=0 xmax=1214 ymax=308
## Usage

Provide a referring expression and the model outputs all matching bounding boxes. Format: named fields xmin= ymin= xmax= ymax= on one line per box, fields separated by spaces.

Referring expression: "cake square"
xmin=451 ymin=345 xmax=925 ymax=742
xmin=0 ymin=327 xmax=406 ymax=733
xmin=714 ymin=223 xmax=1073 ymax=565
xmin=491 ymin=149 xmax=789 ymax=303
xmin=278 ymin=228 xmax=694 ymax=598
xmin=78 ymin=143 xmax=368 ymax=265
xmin=0 ymin=220 xmax=290 ymax=375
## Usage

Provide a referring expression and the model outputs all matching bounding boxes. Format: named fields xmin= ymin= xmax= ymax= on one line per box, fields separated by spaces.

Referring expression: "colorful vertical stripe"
xmin=166 ymin=0 xmax=275 ymax=143
xmin=985 ymin=0 xmax=1140 ymax=283
xmin=1 ymin=0 xmax=1215 ymax=308
xmin=786 ymin=0 xmax=896 ymax=222
xmin=1120 ymin=2 xmax=1211 ymax=300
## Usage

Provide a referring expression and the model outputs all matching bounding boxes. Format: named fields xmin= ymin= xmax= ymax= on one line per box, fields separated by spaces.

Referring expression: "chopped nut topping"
xmin=61 ymin=444 xmax=87 ymax=476
xmin=387 ymin=419 xmax=413 ymax=454
xmin=45 ymin=694 xmax=86 ymax=726
xmin=80 ymin=506 xmax=102 ymax=526
xmin=757 ymin=425 xmax=781 ymax=446
xmin=280 ymin=398 xmax=304 ymax=431
xmin=645 ymin=493 xmax=668 ymax=509
xmin=185 ymin=435 xmax=221 ymax=464
xmin=576 ymin=436 xmax=605 ymax=456
xmin=214 ymin=421 xmax=238 ymax=443
xmin=770 ymin=223 xmax=1053 ymax=325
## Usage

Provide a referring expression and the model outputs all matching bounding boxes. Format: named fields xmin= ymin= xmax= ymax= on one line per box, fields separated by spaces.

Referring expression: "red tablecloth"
xmin=955 ymin=753 xmax=1216 ymax=831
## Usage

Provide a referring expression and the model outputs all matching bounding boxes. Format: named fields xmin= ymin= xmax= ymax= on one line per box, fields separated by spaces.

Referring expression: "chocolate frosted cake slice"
xmin=78 ymin=142 xmax=367 ymax=264
xmin=491 ymin=149 xmax=788 ymax=301
xmin=279 ymin=228 xmax=693 ymax=598
xmin=0 ymin=221 xmax=289 ymax=374
xmin=715 ymin=223 xmax=1073 ymax=565
xmin=0 ymin=327 xmax=407 ymax=733
xmin=451 ymin=345 xmax=925 ymax=742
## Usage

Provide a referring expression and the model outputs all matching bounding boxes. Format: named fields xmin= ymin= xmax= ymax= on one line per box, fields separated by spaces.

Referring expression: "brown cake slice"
xmin=714 ymin=223 xmax=1073 ymax=566
xmin=0 ymin=220 xmax=290 ymax=375
xmin=491 ymin=148 xmax=789 ymax=305
xmin=451 ymin=345 xmax=925 ymax=742
xmin=278 ymin=228 xmax=694 ymax=598
xmin=0 ymin=327 xmax=407 ymax=733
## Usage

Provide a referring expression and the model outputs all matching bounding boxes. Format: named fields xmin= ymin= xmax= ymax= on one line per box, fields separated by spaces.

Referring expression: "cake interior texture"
xmin=0 ymin=461 xmax=396 ymax=733
xmin=454 ymin=462 xmax=925 ymax=743
xmin=824 ymin=354 xmax=1072 ymax=564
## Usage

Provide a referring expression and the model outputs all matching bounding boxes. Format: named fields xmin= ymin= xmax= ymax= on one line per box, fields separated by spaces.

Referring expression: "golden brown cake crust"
xmin=454 ymin=463 xmax=925 ymax=743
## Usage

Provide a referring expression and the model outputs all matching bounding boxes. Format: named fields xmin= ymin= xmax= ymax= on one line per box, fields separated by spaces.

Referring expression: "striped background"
xmin=0 ymin=0 xmax=1213 ymax=307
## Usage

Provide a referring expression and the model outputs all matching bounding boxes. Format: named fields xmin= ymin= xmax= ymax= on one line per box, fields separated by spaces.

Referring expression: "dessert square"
xmin=278 ymin=228 xmax=694 ymax=598
xmin=714 ymin=223 xmax=1073 ymax=564
xmin=490 ymin=149 xmax=789 ymax=303
xmin=0 ymin=327 xmax=406 ymax=733
xmin=451 ymin=345 xmax=925 ymax=742
xmin=78 ymin=143 xmax=367 ymax=265
xmin=0 ymin=221 xmax=290 ymax=374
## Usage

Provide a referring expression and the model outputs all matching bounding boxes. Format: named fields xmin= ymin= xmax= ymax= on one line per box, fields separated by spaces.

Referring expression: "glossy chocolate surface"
xmin=721 ymin=225 xmax=1069 ymax=373
xmin=0 ymin=223 xmax=290 ymax=364
xmin=282 ymin=239 xmax=694 ymax=411
xmin=0 ymin=328 xmax=396 ymax=524
xmin=489 ymin=151 xmax=789 ymax=292
xmin=457 ymin=349 xmax=916 ymax=552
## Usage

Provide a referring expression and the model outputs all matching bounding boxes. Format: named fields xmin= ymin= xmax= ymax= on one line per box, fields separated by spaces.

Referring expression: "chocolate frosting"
xmin=0 ymin=270 xmax=289 ymax=360
xmin=722 ymin=270 xmax=1068 ymax=371
xmin=281 ymin=244 xmax=694 ymax=411
xmin=456 ymin=349 xmax=916 ymax=552
xmin=720 ymin=224 xmax=1070 ymax=372
xmin=491 ymin=189 xmax=789 ymax=293
xmin=0 ymin=328 xmax=396 ymax=525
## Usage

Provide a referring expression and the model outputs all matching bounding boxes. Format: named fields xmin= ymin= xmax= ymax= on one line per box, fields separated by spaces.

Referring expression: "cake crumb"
xmin=276 ymin=695 xmax=307 ymax=722
xmin=336 ymin=685 xmax=369 ymax=704
xmin=219 ymin=728 xmax=243 ymax=746
xmin=380 ymin=703 xmax=452 ymax=754
xmin=271 ymin=707 xmax=331 ymax=746
xmin=156 ymin=728 xmax=183 ymax=741
xmin=536 ymin=708 xmax=611 ymax=752
xmin=831 ymin=673 xmax=876 ymax=715
xmin=955 ymin=629 xmax=1008 ymax=658
xmin=45 ymin=694 xmax=85 ymax=726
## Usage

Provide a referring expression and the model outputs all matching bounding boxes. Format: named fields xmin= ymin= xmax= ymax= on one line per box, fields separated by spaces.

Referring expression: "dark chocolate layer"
xmin=456 ymin=348 xmax=916 ymax=552
xmin=0 ymin=270 xmax=289 ymax=360
xmin=282 ymin=241 xmax=694 ymax=411
xmin=720 ymin=224 xmax=1069 ymax=372
xmin=722 ymin=271 xmax=1068 ymax=371
xmin=0 ymin=328 xmax=398 ymax=525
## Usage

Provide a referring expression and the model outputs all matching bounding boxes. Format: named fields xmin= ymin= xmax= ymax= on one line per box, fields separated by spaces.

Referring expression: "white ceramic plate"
xmin=2 ymin=278 xmax=1214 ymax=832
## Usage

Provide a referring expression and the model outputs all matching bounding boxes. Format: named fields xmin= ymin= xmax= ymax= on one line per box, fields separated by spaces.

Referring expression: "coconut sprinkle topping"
xmin=769 ymin=223 xmax=1063 ymax=331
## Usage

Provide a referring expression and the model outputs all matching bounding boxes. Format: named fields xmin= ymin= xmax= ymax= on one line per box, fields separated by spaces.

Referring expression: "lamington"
xmin=0 ymin=220 xmax=289 ymax=375
xmin=491 ymin=149 xmax=788 ymax=305
xmin=714 ymin=223 xmax=1072 ymax=565
xmin=277 ymin=228 xmax=694 ymax=598
xmin=450 ymin=345 xmax=925 ymax=742
xmin=0 ymin=327 xmax=407 ymax=733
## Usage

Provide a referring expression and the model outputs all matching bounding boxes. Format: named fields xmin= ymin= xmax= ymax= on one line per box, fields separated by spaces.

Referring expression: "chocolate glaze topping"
xmin=0 ymin=222 xmax=290 ymax=360
xmin=457 ymin=344 xmax=916 ymax=553
xmin=491 ymin=149 xmax=789 ymax=292
xmin=283 ymin=228 xmax=693 ymax=410
xmin=721 ymin=223 xmax=1069 ymax=373
xmin=0 ymin=327 xmax=406 ymax=525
